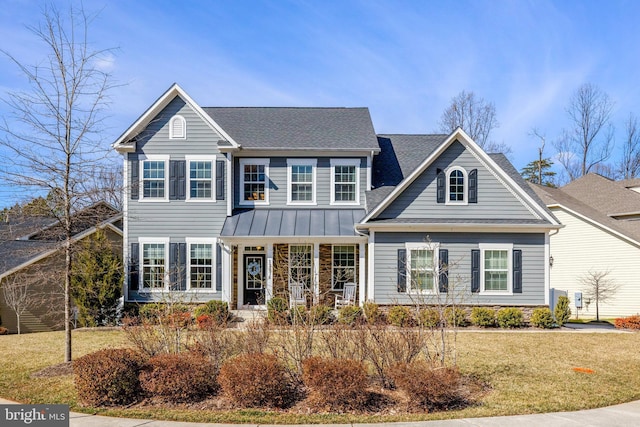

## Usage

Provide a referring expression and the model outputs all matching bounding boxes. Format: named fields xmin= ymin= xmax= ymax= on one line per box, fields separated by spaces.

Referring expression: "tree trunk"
xmin=16 ymin=313 xmax=21 ymax=335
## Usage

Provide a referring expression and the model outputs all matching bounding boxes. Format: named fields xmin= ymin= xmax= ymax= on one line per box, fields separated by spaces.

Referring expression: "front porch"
xmin=222 ymin=239 xmax=366 ymax=310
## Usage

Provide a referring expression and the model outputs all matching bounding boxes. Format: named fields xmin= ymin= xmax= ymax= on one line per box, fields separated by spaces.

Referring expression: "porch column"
xmin=359 ymin=242 xmax=366 ymax=306
xmin=266 ymin=243 xmax=273 ymax=303
xmin=367 ymin=231 xmax=375 ymax=302
xmin=221 ymin=243 xmax=232 ymax=304
xmin=313 ymin=242 xmax=320 ymax=303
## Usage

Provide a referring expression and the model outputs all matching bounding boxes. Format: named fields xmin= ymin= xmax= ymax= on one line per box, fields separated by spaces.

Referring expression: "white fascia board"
xmin=112 ymin=83 xmax=240 ymax=151
xmin=218 ymin=236 xmax=367 ymax=245
xmin=360 ymin=128 xmax=560 ymax=226
xmin=356 ymin=222 xmax=561 ymax=233
xmin=548 ymin=204 xmax=640 ymax=248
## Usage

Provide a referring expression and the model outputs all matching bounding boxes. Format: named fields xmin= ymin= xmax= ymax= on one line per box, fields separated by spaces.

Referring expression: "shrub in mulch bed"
xmin=390 ymin=361 xmax=467 ymax=411
xmin=302 ymin=357 xmax=369 ymax=411
xmin=73 ymin=348 xmax=146 ymax=406
xmin=139 ymin=352 xmax=219 ymax=402
xmin=218 ymin=353 xmax=296 ymax=409
xmin=615 ymin=314 xmax=640 ymax=330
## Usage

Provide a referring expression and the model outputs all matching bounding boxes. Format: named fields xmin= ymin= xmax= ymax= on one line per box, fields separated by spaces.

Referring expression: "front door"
xmin=243 ymin=254 xmax=265 ymax=305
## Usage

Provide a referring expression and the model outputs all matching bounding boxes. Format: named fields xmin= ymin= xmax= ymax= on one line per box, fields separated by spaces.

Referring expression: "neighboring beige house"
xmin=0 ymin=202 xmax=122 ymax=334
xmin=531 ymin=174 xmax=640 ymax=318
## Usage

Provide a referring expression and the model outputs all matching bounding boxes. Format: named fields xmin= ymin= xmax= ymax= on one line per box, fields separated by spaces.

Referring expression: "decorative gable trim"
xmin=359 ymin=128 xmax=560 ymax=226
xmin=112 ymin=83 xmax=239 ymax=152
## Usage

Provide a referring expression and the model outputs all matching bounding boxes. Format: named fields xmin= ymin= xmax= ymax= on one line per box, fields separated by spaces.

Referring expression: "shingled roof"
xmin=529 ymin=173 xmax=640 ymax=243
xmin=204 ymin=107 xmax=380 ymax=151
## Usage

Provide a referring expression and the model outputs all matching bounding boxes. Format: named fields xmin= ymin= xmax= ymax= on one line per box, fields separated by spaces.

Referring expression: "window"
xmin=239 ymin=159 xmax=269 ymax=205
xmin=406 ymin=243 xmax=438 ymax=293
xmin=169 ymin=115 xmax=186 ymax=139
xmin=332 ymin=245 xmax=356 ymax=290
xmin=331 ymin=159 xmax=360 ymax=204
xmin=188 ymin=159 xmax=213 ymax=200
xmin=480 ymin=244 xmax=513 ymax=293
xmin=142 ymin=242 xmax=167 ymax=289
xmin=287 ymin=159 xmax=316 ymax=204
xmin=142 ymin=159 xmax=167 ymax=199
xmin=446 ymin=167 xmax=467 ymax=205
xmin=289 ymin=244 xmax=312 ymax=289
xmin=189 ymin=243 xmax=213 ymax=289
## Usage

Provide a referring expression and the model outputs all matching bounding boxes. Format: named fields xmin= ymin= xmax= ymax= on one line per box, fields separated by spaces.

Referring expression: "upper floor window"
xmin=239 ymin=158 xmax=269 ymax=205
xmin=142 ymin=159 xmax=168 ymax=200
xmin=331 ymin=159 xmax=360 ymax=205
xmin=406 ymin=242 xmax=438 ymax=294
xmin=446 ymin=166 xmax=467 ymax=205
xmin=188 ymin=159 xmax=214 ymax=200
xmin=287 ymin=159 xmax=316 ymax=205
xmin=169 ymin=115 xmax=186 ymax=139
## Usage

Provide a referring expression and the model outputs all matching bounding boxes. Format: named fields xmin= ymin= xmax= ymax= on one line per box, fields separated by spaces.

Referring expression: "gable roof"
xmin=203 ymin=107 xmax=380 ymax=151
xmin=530 ymin=174 xmax=640 ymax=245
xmin=112 ymin=83 xmax=239 ymax=152
xmin=360 ymin=128 xmax=560 ymax=226
xmin=0 ymin=202 xmax=123 ymax=280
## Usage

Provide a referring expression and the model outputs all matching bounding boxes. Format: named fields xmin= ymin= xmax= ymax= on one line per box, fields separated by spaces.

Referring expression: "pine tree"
xmin=521 ymin=158 xmax=556 ymax=187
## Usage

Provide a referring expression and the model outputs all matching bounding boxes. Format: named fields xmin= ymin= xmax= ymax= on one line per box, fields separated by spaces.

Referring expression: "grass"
xmin=1 ymin=329 xmax=640 ymax=424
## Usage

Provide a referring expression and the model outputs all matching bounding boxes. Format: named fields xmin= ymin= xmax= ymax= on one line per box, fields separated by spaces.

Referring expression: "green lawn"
xmin=1 ymin=329 xmax=639 ymax=424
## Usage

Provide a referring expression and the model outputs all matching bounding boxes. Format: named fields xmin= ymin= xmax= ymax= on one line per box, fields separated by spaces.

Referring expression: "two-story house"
xmin=113 ymin=84 xmax=560 ymax=312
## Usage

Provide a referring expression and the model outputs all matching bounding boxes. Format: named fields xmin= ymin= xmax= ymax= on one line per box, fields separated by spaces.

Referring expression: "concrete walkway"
xmin=2 ymin=397 xmax=640 ymax=427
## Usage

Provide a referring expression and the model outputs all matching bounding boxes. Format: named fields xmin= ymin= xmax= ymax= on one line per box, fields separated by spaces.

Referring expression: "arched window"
xmin=169 ymin=115 xmax=186 ymax=139
xmin=446 ymin=167 xmax=467 ymax=204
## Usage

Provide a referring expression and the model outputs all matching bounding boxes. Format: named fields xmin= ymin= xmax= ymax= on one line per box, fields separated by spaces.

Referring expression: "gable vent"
xmin=170 ymin=115 xmax=186 ymax=139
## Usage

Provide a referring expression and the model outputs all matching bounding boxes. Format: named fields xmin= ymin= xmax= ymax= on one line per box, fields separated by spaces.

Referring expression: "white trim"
xmin=358 ymin=242 xmax=366 ymax=306
xmin=330 ymin=158 xmax=361 ymax=206
xmin=366 ymin=153 xmax=372 ymax=191
xmin=123 ymin=156 xmax=130 ymax=300
xmin=331 ymin=244 xmax=357 ymax=290
xmin=287 ymin=158 xmax=317 ymax=205
xmin=367 ymin=231 xmax=375 ymax=301
xmin=237 ymin=245 xmax=244 ymax=309
xmin=239 ymin=158 xmax=270 ymax=206
xmin=478 ymin=243 xmax=513 ymax=295
xmin=185 ymin=237 xmax=217 ymax=291
xmin=360 ymin=128 xmax=560 ymax=225
xmin=139 ymin=155 xmax=170 ymax=202
xmin=138 ymin=238 xmax=170 ymax=291
xmin=445 ymin=166 xmax=468 ymax=206
xmin=226 ymin=154 xmax=233 ymax=216
xmin=405 ymin=242 xmax=440 ymax=294
xmin=221 ymin=243 xmax=231 ymax=303
xmin=313 ymin=243 xmax=320 ymax=302
xmin=169 ymin=115 xmax=186 ymax=139
xmin=113 ymin=83 xmax=239 ymax=150
xmin=266 ymin=243 xmax=274 ymax=303
xmin=358 ymin=222 xmax=561 ymax=232
xmin=185 ymin=155 xmax=216 ymax=202
xmin=544 ymin=232 xmax=550 ymax=305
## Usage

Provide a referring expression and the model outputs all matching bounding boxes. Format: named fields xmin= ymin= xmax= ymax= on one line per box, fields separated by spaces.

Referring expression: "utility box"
xmin=575 ymin=292 xmax=583 ymax=309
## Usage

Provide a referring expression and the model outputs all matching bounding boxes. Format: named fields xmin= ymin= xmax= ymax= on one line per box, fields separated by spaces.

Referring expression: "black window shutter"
xmin=471 ymin=249 xmax=480 ymax=293
xmin=129 ymin=243 xmax=139 ymax=291
xmin=469 ymin=169 xmax=478 ymax=203
xmin=216 ymin=243 xmax=222 ymax=291
xmin=436 ymin=168 xmax=445 ymax=203
xmin=513 ymin=249 xmax=522 ymax=293
xmin=397 ymin=249 xmax=407 ymax=293
xmin=438 ymin=248 xmax=449 ymax=293
xmin=169 ymin=242 xmax=187 ymax=290
xmin=169 ymin=160 xmax=186 ymax=201
xmin=130 ymin=159 xmax=139 ymax=200
xmin=216 ymin=160 xmax=225 ymax=201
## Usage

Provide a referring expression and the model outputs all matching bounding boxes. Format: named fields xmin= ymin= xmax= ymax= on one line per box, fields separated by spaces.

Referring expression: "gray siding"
xmin=234 ymin=157 xmax=367 ymax=208
xmin=379 ymin=141 xmax=538 ymax=220
xmin=373 ymin=232 xmax=546 ymax=305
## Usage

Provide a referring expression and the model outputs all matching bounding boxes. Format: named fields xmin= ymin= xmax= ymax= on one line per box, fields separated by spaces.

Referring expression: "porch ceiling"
xmin=221 ymin=209 xmax=365 ymax=237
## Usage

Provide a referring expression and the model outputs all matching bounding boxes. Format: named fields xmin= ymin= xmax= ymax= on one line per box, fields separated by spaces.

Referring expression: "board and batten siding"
xmin=233 ymin=157 xmax=367 ymax=208
xmin=379 ymin=141 xmax=538 ymax=220
xmin=372 ymin=232 xmax=546 ymax=305
xmin=549 ymin=208 xmax=640 ymax=318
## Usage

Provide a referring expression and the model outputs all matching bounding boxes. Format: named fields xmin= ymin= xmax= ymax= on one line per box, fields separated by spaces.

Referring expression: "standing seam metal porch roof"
xmin=221 ymin=209 xmax=366 ymax=237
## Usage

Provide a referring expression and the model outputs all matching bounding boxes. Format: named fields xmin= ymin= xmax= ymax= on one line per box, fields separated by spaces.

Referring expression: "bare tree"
xmin=2 ymin=275 xmax=32 ymax=335
xmin=617 ymin=113 xmax=640 ymax=180
xmin=580 ymin=270 xmax=619 ymax=322
xmin=438 ymin=90 xmax=510 ymax=154
xmin=0 ymin=4 xmax=116 ymax=361
xmin=554 ymin=83 xmax=615 ymax=181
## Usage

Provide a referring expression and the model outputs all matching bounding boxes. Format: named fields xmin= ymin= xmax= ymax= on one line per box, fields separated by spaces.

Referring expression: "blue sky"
xmin=1 ymin=0 xmax=639 ymax=207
